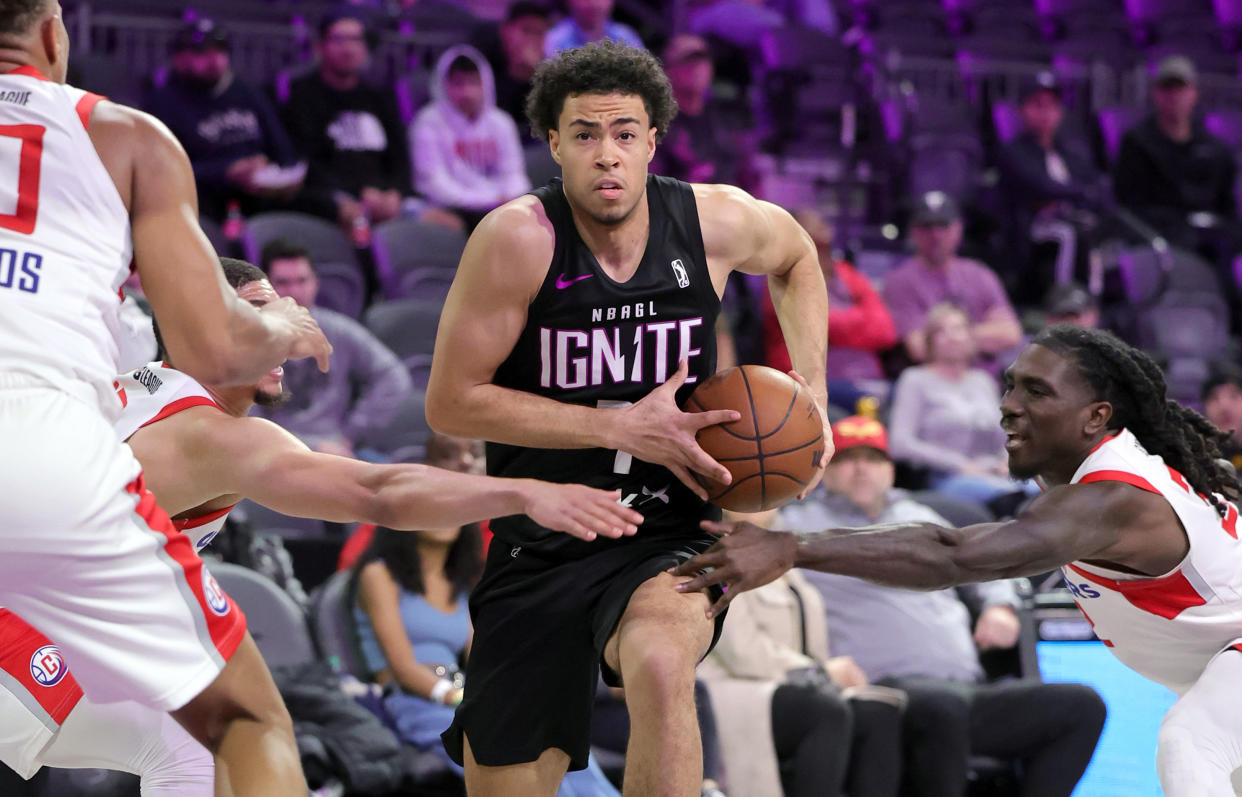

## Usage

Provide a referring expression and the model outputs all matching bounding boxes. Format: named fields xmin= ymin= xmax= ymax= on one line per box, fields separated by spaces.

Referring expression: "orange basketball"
xmin=687 ymin=365 xmax=825 ymax=513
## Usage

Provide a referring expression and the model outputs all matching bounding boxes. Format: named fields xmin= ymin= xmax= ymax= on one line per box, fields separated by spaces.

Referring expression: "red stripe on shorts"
xmin=125 ymin=474 xmax=246 ymax=662
xmin=0 ymin=609 xmax=84 ymax=726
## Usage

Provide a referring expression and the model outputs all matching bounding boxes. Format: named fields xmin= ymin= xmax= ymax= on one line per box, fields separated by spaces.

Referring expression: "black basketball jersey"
xmin=487 ymin=175 xmax=722 ymax=556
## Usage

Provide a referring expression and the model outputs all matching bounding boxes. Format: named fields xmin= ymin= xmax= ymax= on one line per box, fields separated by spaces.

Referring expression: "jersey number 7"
xmin=0 ymin=124 xmax=45 ymax=234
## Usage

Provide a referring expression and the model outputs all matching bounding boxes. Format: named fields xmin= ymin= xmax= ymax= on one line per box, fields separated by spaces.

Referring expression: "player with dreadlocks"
xmin=672 ymin=325 xmax=1242 ymax=797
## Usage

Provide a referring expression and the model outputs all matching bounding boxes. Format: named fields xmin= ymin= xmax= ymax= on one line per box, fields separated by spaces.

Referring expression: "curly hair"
xmin=525 ymin=39 xmax=678 ymax=142
xmin=1032 ymin=324 xmax=1240 ymax=514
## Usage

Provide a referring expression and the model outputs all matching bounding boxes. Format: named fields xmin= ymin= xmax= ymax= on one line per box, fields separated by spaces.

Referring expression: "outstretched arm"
xmin=150 ymin=410 xmax=643 ymax=541
xmin=673 ymin=482 xmax=1168 ymax=617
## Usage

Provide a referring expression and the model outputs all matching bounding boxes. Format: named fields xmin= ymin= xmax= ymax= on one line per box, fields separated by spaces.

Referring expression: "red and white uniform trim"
xmin=1060 ymin=428 xmax=1242 ymax=694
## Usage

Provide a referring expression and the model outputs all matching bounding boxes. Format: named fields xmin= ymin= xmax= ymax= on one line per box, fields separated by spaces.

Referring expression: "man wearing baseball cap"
xmin=1114 ymin=54 xmax=1239 ymax=282
xmin=144 ymin=18 xmax=305 ymax=223
xmin=883 ymin=191 xmax=1022 ymax=368
xmin=777 ymin=415 xmax=1106 ymax=797
xmin=998 ymin=71 xmax=1102 ymax=303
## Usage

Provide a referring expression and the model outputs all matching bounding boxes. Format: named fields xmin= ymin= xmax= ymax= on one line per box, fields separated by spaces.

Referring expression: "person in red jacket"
xmin=764 ymin=209 xmax=897 ymax=408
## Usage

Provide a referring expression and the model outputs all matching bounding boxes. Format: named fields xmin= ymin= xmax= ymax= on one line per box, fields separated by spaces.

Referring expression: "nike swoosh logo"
xmin=555 ymin=273 xmax=594 ymax=290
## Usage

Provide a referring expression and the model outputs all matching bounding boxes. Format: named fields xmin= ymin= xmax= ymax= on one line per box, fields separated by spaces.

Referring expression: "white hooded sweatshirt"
xmin=410 ymin=44 xmax=531 ymax=212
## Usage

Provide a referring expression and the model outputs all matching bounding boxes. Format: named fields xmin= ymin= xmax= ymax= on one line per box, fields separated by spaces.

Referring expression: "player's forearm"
xmin=425 ymin=382 xmax=616 ymax=450
xmin=768 ymin=255 xmax=829 ymax=409
xmin=793 ymin=522 xmax=1009 ymax=590
xmin=972 ymin=318 xmax=1022 ymax=354
xmin=368 ymin=463 xmax=535 ymax=530
xmin=215 ymin=303 xmax=300 ymax=386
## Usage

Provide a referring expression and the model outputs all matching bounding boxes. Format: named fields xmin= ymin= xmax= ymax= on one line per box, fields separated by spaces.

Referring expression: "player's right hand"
xmin=260 ymin=296 xmax=333 ymax=372
xmin=614 ymin=360 xmax=741 ymax=501
xmin=519 ymin=482 xmax=643 ymax=542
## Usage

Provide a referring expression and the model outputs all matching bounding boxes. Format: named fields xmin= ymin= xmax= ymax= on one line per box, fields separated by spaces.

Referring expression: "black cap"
xmin=910 ymin=191 xmax=960 ymax=226
xmin=1044 ymin=282 xmax=1096 ymax=317
xmin=1202 ymin=361 xmax=1242 ymax=404
xmin=1020 ymin=70 xmax=1062 ymax=103
xmin=170 ymin=19 xmax=230 ymax=54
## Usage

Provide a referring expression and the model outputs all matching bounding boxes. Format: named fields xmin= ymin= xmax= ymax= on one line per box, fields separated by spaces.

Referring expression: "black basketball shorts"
xmin=441 ymin=531 xmax=726 ymax=771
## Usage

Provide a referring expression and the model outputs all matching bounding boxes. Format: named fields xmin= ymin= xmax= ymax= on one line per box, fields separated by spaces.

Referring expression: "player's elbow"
xmin=424 ymin=387 xmax=471 ymax=437
xmin=165 ymin=339 xmax=237 ymax=385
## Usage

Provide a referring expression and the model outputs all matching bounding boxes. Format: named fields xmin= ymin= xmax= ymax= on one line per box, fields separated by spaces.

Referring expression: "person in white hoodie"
xmin=411 ymin=45 xmax=531 ymax=228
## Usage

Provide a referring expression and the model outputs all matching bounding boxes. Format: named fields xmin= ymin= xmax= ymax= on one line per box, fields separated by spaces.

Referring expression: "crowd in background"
xmin=36 ymin=0 xmax=1242 ymax=794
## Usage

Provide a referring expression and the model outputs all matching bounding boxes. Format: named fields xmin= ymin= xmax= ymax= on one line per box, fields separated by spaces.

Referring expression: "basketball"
xmin=687 ymin=365 xmax=825 ymax=513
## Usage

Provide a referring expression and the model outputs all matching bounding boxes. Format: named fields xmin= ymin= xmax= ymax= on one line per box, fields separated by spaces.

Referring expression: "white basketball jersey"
xmin=0 ymin=67 xmax=131 ymax=419
xmin=115 ymin=362 xmax=234 ymax=551
xmin=1061 ymin=428 xmax=1242 ymax=694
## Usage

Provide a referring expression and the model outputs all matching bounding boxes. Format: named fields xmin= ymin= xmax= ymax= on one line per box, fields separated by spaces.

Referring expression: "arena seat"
xmin=241 ymin=211 xmax=362 ymax=283
xmin=370 ymin=218 xmax=466 ymax=299
xmin=364 ymin=297 xmax=443 ymax=360
xmin=236 ymin=500 xmax=326 ymax=539
xmin=207 ymin=561 xmax=316 ymax=669
xmin=312 ymin=261 xmax=368 ymax=319
xmin=397 ymin=267 xmax=456 ymax=303
xmin=309 ymin=570 xmax=371 ymax=680
xmin=198 ymin=214 xmax=231 ymax=257
xmin=355 ymin=390 xmax=430 ymax=464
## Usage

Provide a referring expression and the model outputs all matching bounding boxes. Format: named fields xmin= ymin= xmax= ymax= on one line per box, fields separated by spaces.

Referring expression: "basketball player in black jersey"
xmin=426 ymin=41 xmax=831 ymax=796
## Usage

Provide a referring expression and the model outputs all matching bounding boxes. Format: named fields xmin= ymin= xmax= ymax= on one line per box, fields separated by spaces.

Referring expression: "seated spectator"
xmin=700 ymin=564 xmax=903 ymax=797
xmin=651 ymin=35 xmax=757 ymax=191
xmin=888 ymin=303 xmax=1031 ymax=506
xmin=685 ymin=0 xmax=839 ymax=51
xmin=1202 ymin=362 xmax=1242 ymax=470
xmin=473 ymin=1 xmax=551 ymax=126
xmin=1042 ymin=282 xmax=1099 ymax=329
xmin=998 ymin=71 xmax=1103 ymax=305
xmin=544 ymin=0 xmax=644 ymax=56
xmin=763 ymin=209 xmax=896 ymax=412
xmin=780 ymin=416 xmax=1107 ymax=797
xmin=1113 ymin=56 xmax=1241 ymax=305
xmin=282 ymin=6 xmax=461 ymax=233
xmin=352 ymin=434 xmax=620 ymax=795
xmin=884 ymin=191 xmax=1023 ymax=371
xmin=259 ymin=240 xmax=412 ymax=457
xmin=411 ymin=47 xmax=531 ymax=229
xmin=144 ymin=19 xmax=304 ymax=223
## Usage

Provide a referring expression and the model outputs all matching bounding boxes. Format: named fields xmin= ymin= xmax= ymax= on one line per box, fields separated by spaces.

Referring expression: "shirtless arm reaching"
xmin=129 ymin=407 xmax=644 ymax=541
xmin=87 ymin=102 xmax=331 ymax=386
xmin=672 ymin=480 xmax=1185 ymax=616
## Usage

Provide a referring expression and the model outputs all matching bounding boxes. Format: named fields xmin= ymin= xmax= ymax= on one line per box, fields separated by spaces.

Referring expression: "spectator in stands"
xmin=781 ymin=415 xmax=1107 ymax=797
xmin=998 ymin=71 xmax=1102 ymax=305
xmin=684 ymin=0 xmax=839 ymax=51
xmin=259 ymin=239 xmax=412 ymax=458
xmin=888 ymin=303 xmax=1030 ymax=507
xmin=1114 ymin=56 xmax=1240 ymax=266
xmin=884 ymin=191 xmax=1023 ymax=369
xmin=1202 ymin=362 xmax=1242 ymax=470
xmin=282 ymin=6 xmax=461 ymax=233
xmin=700 ymin=564 xmax=904 ymax=797
xmin=1042 ymin=282 xmax=1099 ymax=329
xmin=352 ymin=433 xmax=622 ymax=795
xmin=474 ymin=1 xmax=551 ymax=126
xmin=763 ymin=209 xmax=896 ymax=412
xmin=144 ymin=19 xmax=304 ymax=223
xmin=544 ymin=0 xmax=644 ymax=56
xmin=411 ymin=47 xmax=531 ymax=229
xmin=651 ymin=34 xmax=757 ymax=191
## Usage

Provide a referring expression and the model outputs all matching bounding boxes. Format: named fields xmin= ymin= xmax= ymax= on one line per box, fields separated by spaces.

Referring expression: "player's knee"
xmin=618 ymin=638 xmax=697 ymax=700
xmin=174 ymin=681 xmax=294 ymax=754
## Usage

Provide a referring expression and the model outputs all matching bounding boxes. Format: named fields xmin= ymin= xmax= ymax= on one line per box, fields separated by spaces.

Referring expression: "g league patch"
xmin=30 ymin=645 xmax=68 ymax=687
xmin=202 ymin=568 xmax=231 ymax=617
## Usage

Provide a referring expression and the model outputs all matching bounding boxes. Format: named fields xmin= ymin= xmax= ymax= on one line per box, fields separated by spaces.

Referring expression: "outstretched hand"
xmin=261 ymin=296 xmax=333 ymax=373
xmin=788 ymin=369 xmax=833 ymax=499
xmin=615 ymin=360 xmax=741 ymax=501
xmin=521 ymin=482 xmax=644 ymax=542
xmin=670 ymin=520 xmax=799 ymax=617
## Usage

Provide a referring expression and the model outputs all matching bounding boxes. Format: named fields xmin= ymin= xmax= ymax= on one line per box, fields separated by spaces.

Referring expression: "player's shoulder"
xmin=471 ymin=194 xmax=555 ymax=261
xmin=691 ymin=182 xmax=757 ymax=220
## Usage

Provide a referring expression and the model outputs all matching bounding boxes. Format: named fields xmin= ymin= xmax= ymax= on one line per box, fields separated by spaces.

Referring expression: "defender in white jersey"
xmin=0 ymin=3 xmax=334 ymax=794
xmin=675 ymin=325 xmax=1242 ymax=797
xmin=0 ymin=259 xmax=643 ymax=794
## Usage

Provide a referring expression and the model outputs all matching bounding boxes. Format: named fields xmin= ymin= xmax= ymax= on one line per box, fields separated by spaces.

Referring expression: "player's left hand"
xmin=787 ymin=370 xmax=833 ymax=499
xmin=671 ymin=520 xmax=799 ymax=618
xmin=973 ymin=605 xmax=1021 ymax=650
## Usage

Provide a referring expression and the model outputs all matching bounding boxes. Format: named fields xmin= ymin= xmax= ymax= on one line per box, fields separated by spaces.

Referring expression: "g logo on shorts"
xmin=202 ymin=568 xmax=231 ymax=617
xmin=30 ymin=644 xmax=67 ymax=687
